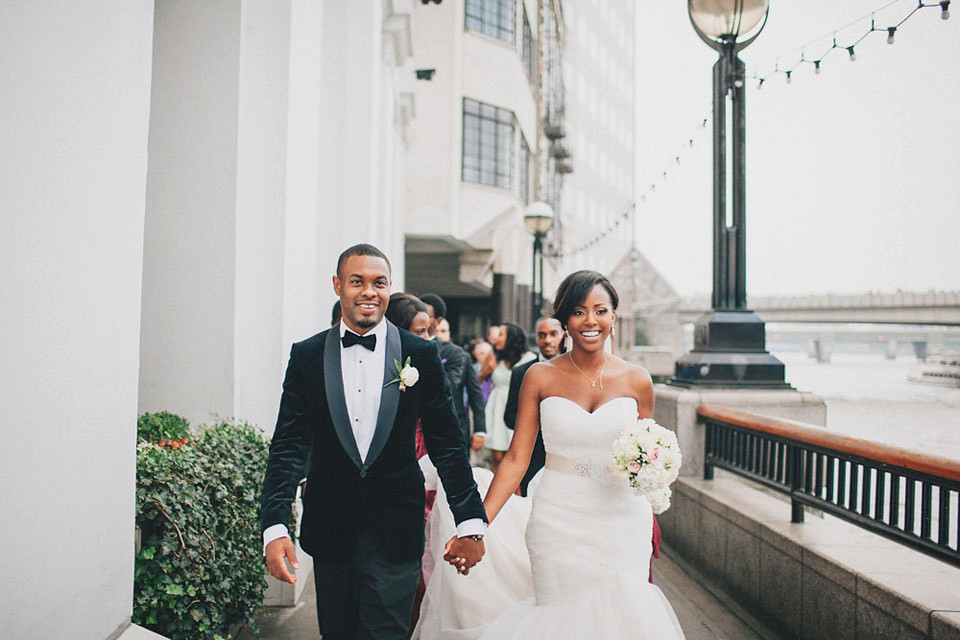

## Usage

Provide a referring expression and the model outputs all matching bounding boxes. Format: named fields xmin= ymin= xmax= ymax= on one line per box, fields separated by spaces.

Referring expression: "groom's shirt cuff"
xmin=456 ymin=518 xmax=486 ymax=538
xmin=262 ymin=523 xmax=290 ymax=555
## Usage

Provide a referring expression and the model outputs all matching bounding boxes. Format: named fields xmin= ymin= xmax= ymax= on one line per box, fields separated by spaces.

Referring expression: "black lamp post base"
xmin=668 ymin=310 xmax=792 ymax=389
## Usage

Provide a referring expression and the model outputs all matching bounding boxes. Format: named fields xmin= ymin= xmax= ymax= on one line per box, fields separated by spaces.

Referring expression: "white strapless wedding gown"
xmin=413 ymin=396 xmax=685 ymax=639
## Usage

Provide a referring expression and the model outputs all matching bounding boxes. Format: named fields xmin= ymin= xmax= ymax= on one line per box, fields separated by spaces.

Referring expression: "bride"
xmin=412 ymin=270 xmax=685 ymax=639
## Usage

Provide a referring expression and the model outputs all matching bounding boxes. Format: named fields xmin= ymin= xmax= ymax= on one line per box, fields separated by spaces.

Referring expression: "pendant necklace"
xmin=569 ymin=353 xmax=604 ymax=389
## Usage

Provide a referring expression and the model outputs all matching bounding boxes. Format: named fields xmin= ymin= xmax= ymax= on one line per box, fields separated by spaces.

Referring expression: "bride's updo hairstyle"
xmin=552 ymin=270 xmax=619 ymax=330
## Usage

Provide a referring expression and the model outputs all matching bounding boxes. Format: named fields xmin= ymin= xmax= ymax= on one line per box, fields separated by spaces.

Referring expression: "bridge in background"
xmin=677 ymin=290 xmax=960 ymax=326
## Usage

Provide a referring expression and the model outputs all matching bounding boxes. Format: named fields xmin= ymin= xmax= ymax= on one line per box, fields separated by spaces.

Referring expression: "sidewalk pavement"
xmin=236 ymin=548 xmax=782 ymax=640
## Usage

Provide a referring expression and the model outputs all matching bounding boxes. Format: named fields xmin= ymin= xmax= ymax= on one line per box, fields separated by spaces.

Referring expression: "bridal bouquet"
xmin=610 ymin=419 xmax=682 ymax=514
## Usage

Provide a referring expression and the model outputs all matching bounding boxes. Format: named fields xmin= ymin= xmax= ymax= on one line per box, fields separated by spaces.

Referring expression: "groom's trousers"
xmin=314 ymin=522 xmax=421 ymax=640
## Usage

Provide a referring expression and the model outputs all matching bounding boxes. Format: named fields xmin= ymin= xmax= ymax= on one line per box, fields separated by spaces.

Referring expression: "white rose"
xmin=399 ymin=364 xmax=419 ymax=388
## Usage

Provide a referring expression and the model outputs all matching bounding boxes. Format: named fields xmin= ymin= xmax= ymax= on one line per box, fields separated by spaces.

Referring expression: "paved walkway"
xmin=237 ymin=547 xmax=782 ymax=640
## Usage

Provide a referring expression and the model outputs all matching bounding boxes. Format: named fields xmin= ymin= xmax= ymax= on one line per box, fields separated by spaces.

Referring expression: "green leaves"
xmin=133 ymin=415 xmax=270 ymax=639
xmin=137 ymin=411 xmax=190 ymax=443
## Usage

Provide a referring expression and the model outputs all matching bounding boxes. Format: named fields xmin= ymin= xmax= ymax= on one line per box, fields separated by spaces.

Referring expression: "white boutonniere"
xmin=385 ymin=356 xmax=419 ymax=391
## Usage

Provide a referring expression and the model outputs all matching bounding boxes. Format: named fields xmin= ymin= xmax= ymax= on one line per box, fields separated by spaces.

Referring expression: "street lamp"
xmin=524 ymin=201 xmax=554 ymax=330
xmin=670 ymin=0 xmax=790 ymax=388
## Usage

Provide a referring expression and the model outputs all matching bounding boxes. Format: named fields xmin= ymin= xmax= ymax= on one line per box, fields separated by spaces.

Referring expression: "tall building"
xmin=405 ymin=0 xmax=549 ymax=337
xmin=557 ymin=0 xmax=636 ymax=279
xmin=405 ymin=0 xmax=639 ymax=344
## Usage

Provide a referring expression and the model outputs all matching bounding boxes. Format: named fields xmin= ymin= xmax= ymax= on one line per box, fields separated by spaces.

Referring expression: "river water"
xmin=771 ymin=350 xmax=960 ymax=463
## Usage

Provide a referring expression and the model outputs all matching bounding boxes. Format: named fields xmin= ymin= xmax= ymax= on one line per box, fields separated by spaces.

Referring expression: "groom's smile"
xmin=333 ymin=253 xmax=391 ymax=333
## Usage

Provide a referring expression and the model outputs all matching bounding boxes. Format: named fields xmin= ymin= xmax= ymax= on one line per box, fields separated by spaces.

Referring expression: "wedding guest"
xmin=418 ymin=293 xmax=486 ymax=452
xmin=436 ymin=318 xmax=451 ymax=342
xmin=483 ymin=323 xmax=535 ymax=473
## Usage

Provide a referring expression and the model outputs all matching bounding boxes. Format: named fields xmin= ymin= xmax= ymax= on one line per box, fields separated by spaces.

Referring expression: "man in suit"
xmin=419 ymin=293 xmax=486 ymax=452
xmin=502 ymin=316 xmax=563 ymax=496
xmin=261 ymin=244 xmax=486 ymax=640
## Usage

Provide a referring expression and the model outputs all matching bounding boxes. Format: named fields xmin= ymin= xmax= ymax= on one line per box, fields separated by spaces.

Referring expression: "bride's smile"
xmin=564 ymin=284 xmax=615 ymax=351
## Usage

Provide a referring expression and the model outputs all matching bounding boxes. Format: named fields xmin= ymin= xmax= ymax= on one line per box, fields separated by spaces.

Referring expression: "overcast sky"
xmin=633 ymin=0 xmax=959 ymax=298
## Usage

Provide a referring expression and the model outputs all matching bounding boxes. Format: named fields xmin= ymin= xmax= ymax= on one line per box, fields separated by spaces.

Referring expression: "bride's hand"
xmin=443 ymin=535 xmax=484 ymax=575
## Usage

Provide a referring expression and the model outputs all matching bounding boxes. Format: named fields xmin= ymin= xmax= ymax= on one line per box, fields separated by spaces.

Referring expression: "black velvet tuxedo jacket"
xmin=260 ymin=321 xmax=486 ymax=563
xmin=436 ymin=340 xmax=486 ymax=446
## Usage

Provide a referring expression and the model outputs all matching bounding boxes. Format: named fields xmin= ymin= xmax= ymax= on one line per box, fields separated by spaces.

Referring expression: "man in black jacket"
xmin=419 ymin=293 xmax=486 ymax=451
xmin=503 ymin=316 xmax=564 ymax=495
xmin=260 ymin=245 xmax=485 ymax=640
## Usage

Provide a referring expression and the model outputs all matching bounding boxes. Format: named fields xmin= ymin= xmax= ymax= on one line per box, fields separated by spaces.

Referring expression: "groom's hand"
xmin=443 ymin=535 xmax=485 ymax=575
xmin=265 ymin=537 xmax=299 ymax=584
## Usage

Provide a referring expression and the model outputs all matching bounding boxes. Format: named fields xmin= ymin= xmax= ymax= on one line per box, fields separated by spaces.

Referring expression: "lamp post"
xmin=670 ymin=0 xmax=790 ymax=388
xmin=524 ymin=201 xmax=554 ymax=331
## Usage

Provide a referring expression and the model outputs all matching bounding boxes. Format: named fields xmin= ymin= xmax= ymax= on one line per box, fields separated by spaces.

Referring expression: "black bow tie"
xmin=342 ymin=330 xmax=376 ymax=351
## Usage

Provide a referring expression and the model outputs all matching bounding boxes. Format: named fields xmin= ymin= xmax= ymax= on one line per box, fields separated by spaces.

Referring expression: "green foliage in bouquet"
xmin=133 ymin=415 xmax=269 ymax=639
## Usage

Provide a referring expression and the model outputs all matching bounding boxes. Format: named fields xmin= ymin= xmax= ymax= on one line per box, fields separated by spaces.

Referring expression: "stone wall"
xmin=660 ymin=473 xmax=960 ymax=640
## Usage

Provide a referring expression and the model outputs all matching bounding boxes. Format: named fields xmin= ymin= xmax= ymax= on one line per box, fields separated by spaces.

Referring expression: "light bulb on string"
xmin=887 ymin=27 xmax=896 ymax=44
xmin=757 ymin=77 xmax=765 ymax=89
xmin=785 ymin=70 xmax=792 ymax=84
xmin=941 ymin=1 xmax=950 ymax=20
xmin=814 ymin=60 xmax=821 ymax=75
xmin=847 ymin=46 xmax=857 ymax=61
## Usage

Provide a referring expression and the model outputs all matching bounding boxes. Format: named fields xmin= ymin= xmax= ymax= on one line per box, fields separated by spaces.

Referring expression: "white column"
xmin=235 ymin=0 xmax=292 ymax=431
xmin=140 ymin=0 xmax=243 ymax=427
xmin=282 ymin=0 xmax=327 ymax=349
xmin=316 ymin=2 xmax=395 ymax=267
xmin=142 ymin=1 xmax=297 ymax=432
xmin=0 ymin=1 xmax=153 ymax=638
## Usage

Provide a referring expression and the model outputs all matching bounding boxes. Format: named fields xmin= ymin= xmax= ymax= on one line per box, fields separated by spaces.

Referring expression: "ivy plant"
xmin=133 ymin=415 xmax=269 ymax=639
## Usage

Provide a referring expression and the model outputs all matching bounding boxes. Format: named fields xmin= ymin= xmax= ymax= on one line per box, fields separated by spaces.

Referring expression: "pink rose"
xmin=628 ymin=461 xmax=642 ymax=473
xmin=647 ymin=445 xmax=662 ymax=463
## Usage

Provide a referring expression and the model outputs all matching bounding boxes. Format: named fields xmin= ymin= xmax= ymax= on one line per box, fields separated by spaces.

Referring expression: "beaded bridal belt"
xmin=545 ymin=453 xmax=609 ymax=479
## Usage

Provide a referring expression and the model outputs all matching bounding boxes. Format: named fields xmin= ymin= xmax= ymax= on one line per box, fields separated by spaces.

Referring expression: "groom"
xmin=260 ymin=243 xmax=486 ymax=639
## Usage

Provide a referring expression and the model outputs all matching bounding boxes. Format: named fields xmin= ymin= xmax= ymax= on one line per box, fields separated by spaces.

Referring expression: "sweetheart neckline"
xmin=540 ymin=395 xmax=637 ymax=415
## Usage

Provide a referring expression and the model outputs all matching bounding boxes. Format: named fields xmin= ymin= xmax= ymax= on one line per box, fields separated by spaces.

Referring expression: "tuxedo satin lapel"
xmin=323 ymin=327 xmax=363 ymax=469
xmin=363 ymin=320 xmax=401 ymax=471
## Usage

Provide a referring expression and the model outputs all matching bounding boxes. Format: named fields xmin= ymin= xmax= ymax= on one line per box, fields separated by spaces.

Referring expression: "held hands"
xmin=443 ymin=535 xmax=485 ymax=575
xmin=265 ymin=537 xmax=299 ymax=585
xmin=470 ymin=434 xmax=485 ymax=451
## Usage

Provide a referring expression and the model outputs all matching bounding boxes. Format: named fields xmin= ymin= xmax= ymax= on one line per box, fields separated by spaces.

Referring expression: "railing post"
xmin=789 ymin=444 xmax=805 ymax=523
xmin=703 ymin=421 xmax=715 ymax=480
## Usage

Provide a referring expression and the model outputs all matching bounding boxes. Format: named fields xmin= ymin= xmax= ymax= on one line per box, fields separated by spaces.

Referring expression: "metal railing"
xmin=699 ymin=404 xmax=960 ymax=567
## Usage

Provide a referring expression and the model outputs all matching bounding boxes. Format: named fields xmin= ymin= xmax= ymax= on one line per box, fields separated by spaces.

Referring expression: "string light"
xmin=749 ymin=0 xmax=950 ymax=86
xmin=548 ymin=112 xmax=711 ymax=258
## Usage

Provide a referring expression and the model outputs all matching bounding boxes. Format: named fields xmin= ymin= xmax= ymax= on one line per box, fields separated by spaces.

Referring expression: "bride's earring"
xmin=611 ymin=325 xmax=616 ymax=337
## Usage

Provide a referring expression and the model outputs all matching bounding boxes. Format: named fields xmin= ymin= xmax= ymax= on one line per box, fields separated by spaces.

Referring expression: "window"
xmin=465 ymin=0 xmax=516 ymax=45
xmin=522 ymin=9 xmax=535 ymax=84
xmin=462 ymin=98 xmax=515 ymax=190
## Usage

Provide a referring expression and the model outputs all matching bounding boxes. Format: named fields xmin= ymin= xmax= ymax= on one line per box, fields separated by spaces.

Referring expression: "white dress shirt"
xmin=340 ymin=320 xmax=387 ymax=462
xmin=264 ymin=320 xmax=484 ymax=550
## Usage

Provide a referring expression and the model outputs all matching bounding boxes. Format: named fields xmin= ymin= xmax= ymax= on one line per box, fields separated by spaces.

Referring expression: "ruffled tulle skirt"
xmin=413 ymin=462 xmax=684 ymax=639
